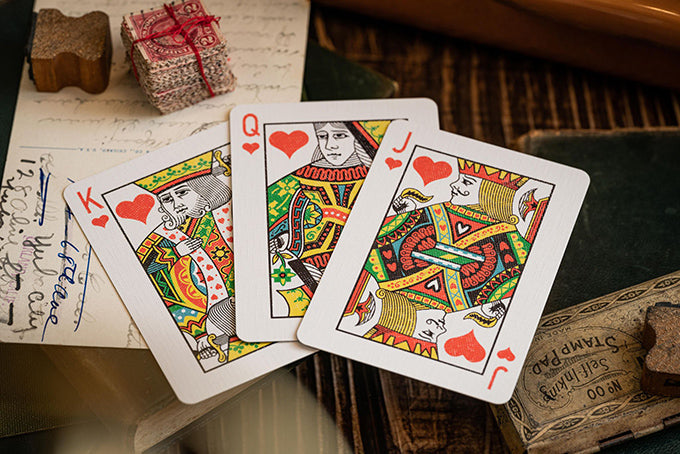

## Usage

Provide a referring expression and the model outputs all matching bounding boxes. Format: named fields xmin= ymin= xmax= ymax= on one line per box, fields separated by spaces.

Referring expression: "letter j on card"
xmin=297 ymin=121 xmax=589 ymax=404
xmin=229 ymin=99 xmax=439 ymax=342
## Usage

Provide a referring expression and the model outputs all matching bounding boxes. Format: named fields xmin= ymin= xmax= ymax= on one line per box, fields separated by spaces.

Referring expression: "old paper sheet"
xmin=0 ymin=0 xmax=309 ymax=348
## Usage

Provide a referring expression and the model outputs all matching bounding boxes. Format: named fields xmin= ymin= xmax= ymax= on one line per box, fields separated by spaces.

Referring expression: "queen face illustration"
xmin=314 ymin=122 xmax=360 ymax=167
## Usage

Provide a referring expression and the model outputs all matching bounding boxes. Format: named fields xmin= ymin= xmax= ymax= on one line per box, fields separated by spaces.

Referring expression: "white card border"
xmin=297 ymin=121 xmax=590 ymax=404
xmin=64 ymin=124 xmax=314 ymax=404
xmin=230 ymin=99 xmax=439 ymax=341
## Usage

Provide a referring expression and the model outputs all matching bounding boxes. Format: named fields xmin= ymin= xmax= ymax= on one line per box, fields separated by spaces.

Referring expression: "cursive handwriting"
xmin=0 ymin=159 xmax=35 ymax=230
xmin=20 ymin=0 xmax=308 ymax=155
xmin=126 ymin=321 xmax=144 ymax=348
xmin=41 ymin=240 xmax=79 ymax=341
xmin=0 ymin=183 xmax=31 ymax=233
xmin=11 ymin=291 xmax=45 ymax=337
xmin=73 ymin=246 xmax=92 ymax=332
xmin=0 ymin=253 xmax=23 ymax=286
xmin=1 ymin=0 xmax=308 ymax=346
xmin=0 ymin=235 xmax=43 ymax=330
xmin=23 ymin=234 xmax=58 ymax=277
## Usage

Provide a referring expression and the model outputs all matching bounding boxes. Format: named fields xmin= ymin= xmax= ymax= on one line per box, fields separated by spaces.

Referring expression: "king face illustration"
xmin=133 ymin=149 xmax=264 ymax=368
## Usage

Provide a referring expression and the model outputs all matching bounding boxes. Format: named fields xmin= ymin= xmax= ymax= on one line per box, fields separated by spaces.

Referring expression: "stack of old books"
xmin=121 ymin=0 xmax=235 ymax=114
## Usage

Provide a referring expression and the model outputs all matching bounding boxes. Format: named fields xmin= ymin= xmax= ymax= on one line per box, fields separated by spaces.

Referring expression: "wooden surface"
xmin=315 ymin=0 xmax=680 ymax=92
xmin=310 ymin=7 xmax=680 ymax=145
xmin=3 ymin=2 xmax=677 ymax=452
xmin=2 ymin=3 xmax=677 ymax=453
xmin=157 ymin=5 xmax=680 ymax=454
xmin=3 ymin=1 xmax=680 ymax=452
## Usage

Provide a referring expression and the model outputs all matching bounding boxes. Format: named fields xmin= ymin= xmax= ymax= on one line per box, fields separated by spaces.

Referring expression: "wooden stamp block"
xmin=641 ymin=302 xmax=680 ymax=396
xmin=29 ymin=9 xmax=112 ymax=93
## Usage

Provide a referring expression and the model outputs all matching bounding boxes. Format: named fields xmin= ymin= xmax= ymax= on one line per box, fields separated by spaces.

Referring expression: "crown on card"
xmin=457 ymin=159 xmax=528 ymax=191
xmin=135 ymin=150 xmax=212 ymax=194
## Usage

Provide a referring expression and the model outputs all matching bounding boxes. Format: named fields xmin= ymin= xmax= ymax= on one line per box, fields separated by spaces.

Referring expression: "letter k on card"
xmin=77 ymin=187 xmax=108 ymax=228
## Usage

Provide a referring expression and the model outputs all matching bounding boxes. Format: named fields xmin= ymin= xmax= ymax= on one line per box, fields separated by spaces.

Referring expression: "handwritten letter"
xmin=0 ymin=0 xmax=310 ymax=347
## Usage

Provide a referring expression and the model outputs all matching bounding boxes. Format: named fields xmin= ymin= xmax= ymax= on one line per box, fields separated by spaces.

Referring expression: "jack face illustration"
xmin=449 ymin=174 xmax=481 ymax=205
xmin=295 ymin=122 xmax=588 ymax=402
xmin=340 ymin=155 xmax=552 ymax=362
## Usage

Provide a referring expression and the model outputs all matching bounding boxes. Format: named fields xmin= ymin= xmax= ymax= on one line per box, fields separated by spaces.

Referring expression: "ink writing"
xmin=41 ymin=240 xmax=79 ymax=341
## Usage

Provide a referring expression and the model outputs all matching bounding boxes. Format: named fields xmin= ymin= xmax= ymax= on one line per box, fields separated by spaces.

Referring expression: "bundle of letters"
xmin=121 ymin=0 xmax=235 ymax=114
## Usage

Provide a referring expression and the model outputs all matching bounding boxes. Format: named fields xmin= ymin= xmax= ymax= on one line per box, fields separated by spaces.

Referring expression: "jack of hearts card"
xmin=230 ymin=99 xmax=439 ymax=342
xmin=297 ymin=121 xmax=589 ymax=403
xmin=64 ymin=125 xmax=313 ymax=404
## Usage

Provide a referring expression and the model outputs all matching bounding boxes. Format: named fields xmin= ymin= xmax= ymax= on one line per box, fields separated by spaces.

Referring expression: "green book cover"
xmin=520 ymin=129 xmax=680 ymax=315
xmin=303 ymin=40 xmax=397 ymax=101
xmin=491 ymin=129 xmax=680 ymax=453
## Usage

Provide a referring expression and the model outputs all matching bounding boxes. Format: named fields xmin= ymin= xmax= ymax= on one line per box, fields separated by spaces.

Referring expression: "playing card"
xmin=63 ymin=125 xmax=313 ymax=404
xmin=230 ymin=99 xmax=439 ymax=341
xmin=297 ymin=121 xmax=589 ymax=404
